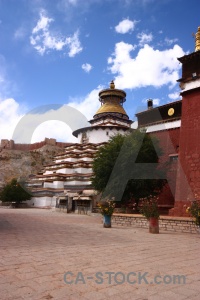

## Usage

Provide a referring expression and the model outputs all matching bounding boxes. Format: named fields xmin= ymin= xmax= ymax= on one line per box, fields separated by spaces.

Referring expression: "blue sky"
xmin=0 ymin=0 xmax=200 ymax=143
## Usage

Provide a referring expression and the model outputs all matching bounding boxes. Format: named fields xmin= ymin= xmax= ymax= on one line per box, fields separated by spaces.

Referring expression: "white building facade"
xmin=27 ymin=81 xmax=134 ymax=212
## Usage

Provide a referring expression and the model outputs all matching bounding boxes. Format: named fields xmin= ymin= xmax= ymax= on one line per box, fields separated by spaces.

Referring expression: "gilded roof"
xmin=99 ymin=89 xmax=126 ymax=100
xmin=94 ymin=80 xmax=128 ymax=116
xmin=95 ymin=102 xmax=127 ymax=115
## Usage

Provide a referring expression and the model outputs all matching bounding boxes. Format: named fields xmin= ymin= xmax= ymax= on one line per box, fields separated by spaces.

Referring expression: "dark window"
xmin=169 ymin=155 xmax=178 ymax=162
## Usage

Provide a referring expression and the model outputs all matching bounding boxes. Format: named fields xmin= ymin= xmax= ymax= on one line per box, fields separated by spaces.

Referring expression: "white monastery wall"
xmin=43 ymin=181 xmax=64 ymax=189
xmin=27 ymin=196 xmax=56 ymax=207
xmin=77 ymin=128 xmax=128 ymax=143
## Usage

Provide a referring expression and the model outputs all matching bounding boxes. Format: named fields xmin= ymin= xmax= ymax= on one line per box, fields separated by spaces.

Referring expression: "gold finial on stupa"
xmin=110 ymin=80 xmax=115 ymax=89
xmin=195 ymin=26 xmax=200 ymax=51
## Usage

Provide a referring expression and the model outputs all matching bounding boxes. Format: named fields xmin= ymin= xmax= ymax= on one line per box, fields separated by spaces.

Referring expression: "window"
xmin=81 ymin=132 xmax=88 ymax=143
xmin=169 ymin=154 xmax=178 ymax=162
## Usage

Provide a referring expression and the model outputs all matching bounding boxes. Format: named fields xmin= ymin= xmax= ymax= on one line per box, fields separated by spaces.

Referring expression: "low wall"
xmin=0 ymin=138 xmax=70 ymax=151
xmin=112 ymin=214 xmax=200 ymax=234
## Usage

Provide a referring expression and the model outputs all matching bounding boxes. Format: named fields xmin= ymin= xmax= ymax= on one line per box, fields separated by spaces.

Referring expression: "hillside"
xmin=0 ymin=145 xmax=64 ymax=188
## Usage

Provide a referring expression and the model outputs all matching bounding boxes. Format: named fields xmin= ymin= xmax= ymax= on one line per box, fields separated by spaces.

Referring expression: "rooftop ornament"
xmin=195 ymin=26 xmax=200 ymax=52
xmin=110 ymin=80 xmax=115 ymax=89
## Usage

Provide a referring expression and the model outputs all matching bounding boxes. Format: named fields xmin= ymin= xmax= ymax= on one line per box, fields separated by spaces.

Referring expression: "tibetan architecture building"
xmin=26 ymin=27 xmax=200 ymax=216
xmin=26 ymin=81 xmax=133 ymax=213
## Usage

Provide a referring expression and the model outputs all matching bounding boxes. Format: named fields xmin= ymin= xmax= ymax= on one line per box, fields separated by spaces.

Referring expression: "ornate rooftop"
xmin=94 ymin=80 xmax=128 ymax=117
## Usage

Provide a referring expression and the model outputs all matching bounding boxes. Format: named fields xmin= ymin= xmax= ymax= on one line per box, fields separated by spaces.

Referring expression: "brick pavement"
xmin=0 ymin=208 xmax=200 ymax=300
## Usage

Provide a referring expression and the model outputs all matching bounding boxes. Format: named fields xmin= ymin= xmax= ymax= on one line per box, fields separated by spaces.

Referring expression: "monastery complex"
xmin=1 ymin=27 xmax=200 ymax=217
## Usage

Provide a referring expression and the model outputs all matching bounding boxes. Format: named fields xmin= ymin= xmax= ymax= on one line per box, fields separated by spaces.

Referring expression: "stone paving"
xmin=0 ymin=208 xmax=200 ymax=300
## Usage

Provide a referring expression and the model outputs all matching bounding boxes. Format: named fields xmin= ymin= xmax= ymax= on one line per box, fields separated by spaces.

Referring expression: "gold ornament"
xmin=168 ymin=108 xmax=175 ymax=116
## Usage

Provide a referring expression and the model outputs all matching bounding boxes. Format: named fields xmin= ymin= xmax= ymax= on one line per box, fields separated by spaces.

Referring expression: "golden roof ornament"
xmin=110 ymin=80 xmax=115 ymax=89
xmin=195 ymin=26 xmax=200 ymax=51
xmin=94 ymin=80 xmax=128 ymax=116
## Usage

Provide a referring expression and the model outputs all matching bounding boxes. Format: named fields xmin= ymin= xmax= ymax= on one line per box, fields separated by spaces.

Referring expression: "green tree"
xmin=92 ymin=131 xmax=167 ymax=207
xmin=0 ymin=178 xmax=31 ymax=207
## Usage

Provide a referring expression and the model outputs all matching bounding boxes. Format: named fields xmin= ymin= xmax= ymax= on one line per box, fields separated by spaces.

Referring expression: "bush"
xmin=0 ymin=178 xmax=31 ymax=206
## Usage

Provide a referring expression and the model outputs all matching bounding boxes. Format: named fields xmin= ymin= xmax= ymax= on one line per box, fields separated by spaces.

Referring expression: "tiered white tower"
xmin=27 ymin=81 xmax=133 ymax=212
xmin=73 ymin=80 xmax=133 ymax=143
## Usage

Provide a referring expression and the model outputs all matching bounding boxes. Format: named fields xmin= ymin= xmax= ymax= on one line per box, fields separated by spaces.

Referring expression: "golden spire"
xmin=110 ymin=80 xmax=115 ymax=89
xmin=195 ymin=26 xmax=200 ymax=51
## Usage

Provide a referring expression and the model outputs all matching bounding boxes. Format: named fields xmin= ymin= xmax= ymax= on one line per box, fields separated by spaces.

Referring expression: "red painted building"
xmin=17 ymin=28 xmax=200 ymax=214
xmin=136 ymin=27 xmax=200 ymax=216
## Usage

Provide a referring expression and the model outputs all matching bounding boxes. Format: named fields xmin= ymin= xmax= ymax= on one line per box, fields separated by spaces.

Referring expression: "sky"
xmin=0 ymin=0 xmax=200 ymax=143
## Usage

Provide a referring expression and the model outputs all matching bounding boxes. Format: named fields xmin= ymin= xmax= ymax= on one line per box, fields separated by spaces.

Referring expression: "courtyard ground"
xmin=0 ymin=208 xmax=200 ymax=300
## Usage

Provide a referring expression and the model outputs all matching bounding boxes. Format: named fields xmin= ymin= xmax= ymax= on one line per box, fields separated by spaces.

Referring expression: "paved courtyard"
xmin=0 ymin=208 xmax=200 ymax=300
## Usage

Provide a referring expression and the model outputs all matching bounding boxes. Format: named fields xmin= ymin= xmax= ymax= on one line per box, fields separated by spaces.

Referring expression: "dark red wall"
xmin=170 ymin=88 xmax=200 ymax=216
xmin=148 ymin=128 xmax=180 ymax=212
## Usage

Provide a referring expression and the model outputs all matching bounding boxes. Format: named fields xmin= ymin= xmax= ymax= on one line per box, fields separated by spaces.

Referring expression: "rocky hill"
xmin=0 ymin=145 xmax=64 ymax=188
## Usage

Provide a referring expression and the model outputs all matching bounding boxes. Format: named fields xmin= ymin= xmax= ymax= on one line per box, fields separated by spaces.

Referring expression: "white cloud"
xmin=165 ymin=37 xmax=179 ymax=46
xmin=12 ymin=103 xmax=92 ymax=144
xmin=31 ymin=87 xmax=100 ymax=141
xmin=108 ymin=42 xmax=185 ymax=90
xmin=82 ymin=63 xmax=92 ymax=73
xmin=168 ymin=91 xmax=180 ymax=100
xmin=67 ymin=31 xmax=83 ymax=57
xmin=30 ymin=10 xmax=82 ymax=57
xmin=137 ymin=32 xmax=153 ymax=46
xmin=32 ymin=12 xmax=52 ymax=34
xmin=0 ymin=98 xmax=24 ymax=141
xmin=67 ymin=0 xmax=78 ymax=5
xmin=31 ymin=120 xmax=78 ymax=143
xmin=29 ymin=87 xmax=103 ymax=142
xmin=0 ymin=86 xmax=103 ymax=144
xmin=107 ymin=42 xmax=136 ymax=72
xmin=152 ymin=98 xmax=160 ymax=106
xmin=115 ymin=19 xmax=137 ymax=34
xmin=68 ymin=86 xmax=103 ymax=120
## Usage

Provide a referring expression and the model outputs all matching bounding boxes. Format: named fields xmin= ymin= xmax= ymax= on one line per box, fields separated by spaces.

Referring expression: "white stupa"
xmin=26 ymin=81 xmax=133 ymax=212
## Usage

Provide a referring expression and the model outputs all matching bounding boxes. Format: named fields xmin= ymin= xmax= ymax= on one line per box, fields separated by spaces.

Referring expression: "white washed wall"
xmin=56 ymin=168 xmax=73 ymax=174
xmin=64 ymin=180 xmax=91 ymax=186
xmin=77 ymin=127 xmax=129 ymax=143
xmin=74 ymin=168 xmax=92 ymax=173
xmin=55 ymin=157 xmax=77 ymax=163
xmin=27 ymin=196 xmax=56 ymax=207
xmin=43 ymin=181 xmax=64 ymax=189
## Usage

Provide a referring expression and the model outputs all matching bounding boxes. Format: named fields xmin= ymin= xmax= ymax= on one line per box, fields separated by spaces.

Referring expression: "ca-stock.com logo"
xmin=63 ymin=271 xmax=187 ymax=285
xmin=11 ymin=104 xmax=89 ymax=193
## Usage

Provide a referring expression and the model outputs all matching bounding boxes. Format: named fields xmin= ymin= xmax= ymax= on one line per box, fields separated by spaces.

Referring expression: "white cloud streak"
xmin=30 ymin=10 xmax=82 ymax=57
xmin=165 ymin=37 xmax=179 ymax=46
xmin=137 ymin=32 xmax=153 ymax=46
